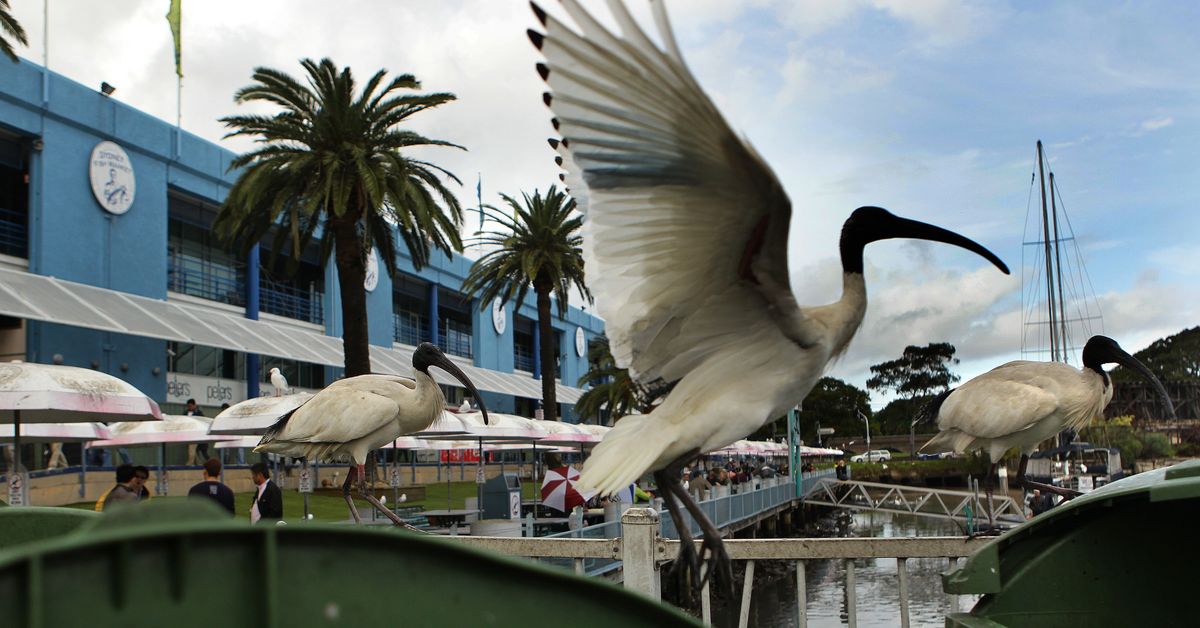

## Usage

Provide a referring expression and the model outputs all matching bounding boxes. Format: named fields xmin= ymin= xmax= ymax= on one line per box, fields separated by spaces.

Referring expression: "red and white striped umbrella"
xmin=540 ymin=465 xmax=596 ymax=513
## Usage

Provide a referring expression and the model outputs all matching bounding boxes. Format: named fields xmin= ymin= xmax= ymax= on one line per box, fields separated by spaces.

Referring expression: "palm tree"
xmin=462 ymin=186 xmax=591 ymax=421
xmin=1 ymin=0 xmax=29 ymax=63
xmin=575 ymin=336 xmax=653 ymax=424
xmin=215 ymin=58 xmax=464 ymax=376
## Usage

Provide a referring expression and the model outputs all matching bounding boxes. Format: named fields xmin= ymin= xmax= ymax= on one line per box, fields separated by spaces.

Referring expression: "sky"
xmin=7 ymin=0 xmax=1199 ymax=408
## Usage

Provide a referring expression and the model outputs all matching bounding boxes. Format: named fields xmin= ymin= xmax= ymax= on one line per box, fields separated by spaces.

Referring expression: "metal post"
xmin=620 ymin=508 xmax=661 ymax=600
xmin=738 ymin=559 xmax=755 ymax=628
xmin=948 ymin=557 xmax=960 ymax=613
xmin=897 ymin=557 xmax=910 ymax=628
xmin=796 ymin=560 xmax=807 ymax=628
xmin=702 ymin=576 xmax=712 ymax=626
xmin=845 ymin=558 xmax=857 ymax=627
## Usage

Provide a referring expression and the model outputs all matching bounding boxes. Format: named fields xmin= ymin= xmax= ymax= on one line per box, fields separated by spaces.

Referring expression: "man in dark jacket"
xmin=249 ymin=462 xmax=283 ymax=524
xmin=187 ymin=458 xmax=235 ymax=515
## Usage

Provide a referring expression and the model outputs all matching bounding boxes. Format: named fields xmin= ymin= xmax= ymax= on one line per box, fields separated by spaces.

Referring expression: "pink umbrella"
xmin=540 ymin=465 xmax=597 ymax=513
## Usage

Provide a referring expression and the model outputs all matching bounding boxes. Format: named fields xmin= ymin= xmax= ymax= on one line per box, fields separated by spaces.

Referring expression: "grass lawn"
xmin=60 ymin=480 xmax=541 ymax=524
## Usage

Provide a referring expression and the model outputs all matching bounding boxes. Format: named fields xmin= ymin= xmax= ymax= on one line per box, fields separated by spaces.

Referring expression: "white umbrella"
xmin=208 ymin=393 xmax=314 ymax=435
xmin=92 ymin=415 xmax=232 ymax=447
xmin=0 ymin=422 xmax=110 ymax=442
xmin=0 ymin=361 xmax=160 ymax=502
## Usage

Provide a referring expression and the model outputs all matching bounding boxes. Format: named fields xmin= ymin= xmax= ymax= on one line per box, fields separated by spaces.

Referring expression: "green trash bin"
xmin=944 ymin=459 xmax=1200 ymax=627
xmin=0 ymin=500 xmax=700 ymax=628
xmin=0 ymin=507 xmax=96 ymax=551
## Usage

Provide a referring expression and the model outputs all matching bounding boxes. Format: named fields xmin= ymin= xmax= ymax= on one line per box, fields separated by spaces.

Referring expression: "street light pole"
xmin=857 ymin=409 xmax=871 ymax=459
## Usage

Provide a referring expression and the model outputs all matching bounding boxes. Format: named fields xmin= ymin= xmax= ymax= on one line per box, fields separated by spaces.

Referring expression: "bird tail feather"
xmin=919 ymin=429 xmax=975 ymax=454
xmin=579 ymin=414 xmax=672 ymax=496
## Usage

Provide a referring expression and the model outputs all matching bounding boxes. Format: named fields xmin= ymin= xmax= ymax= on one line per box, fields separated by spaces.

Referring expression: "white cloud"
xmin=1139 ymin=116 xmax=1174 ymax=132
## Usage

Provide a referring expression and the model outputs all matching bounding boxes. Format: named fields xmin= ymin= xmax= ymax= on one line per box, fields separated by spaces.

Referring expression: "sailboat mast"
xmin=1049 ymin=172 xmax=1070 ymax=363
xmin=1036 ymin=140 xmax=1059 ymax=362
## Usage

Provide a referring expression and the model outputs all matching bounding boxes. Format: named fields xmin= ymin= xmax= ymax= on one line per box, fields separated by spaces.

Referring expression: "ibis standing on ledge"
xmin=529 ymin=0 xmax=1010 ymax=594
xmin=255 ymin=343 xmax=489 ymax=526
xmin=919 ymin=335 xmax=1175 ymax=501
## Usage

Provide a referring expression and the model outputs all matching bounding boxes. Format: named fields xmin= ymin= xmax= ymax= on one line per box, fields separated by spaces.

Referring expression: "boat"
xmin=1024 ymin=441 xmax=1124 ymax=493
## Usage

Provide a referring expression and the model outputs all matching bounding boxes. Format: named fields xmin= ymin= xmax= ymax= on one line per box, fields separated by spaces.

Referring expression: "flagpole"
xmin=42 ymin=0 xmax=49 ymax=103
xmin=475 ymin=173 xmax=483 ymax=250
xmin=175 ymin=73 xmax=182 ymax=158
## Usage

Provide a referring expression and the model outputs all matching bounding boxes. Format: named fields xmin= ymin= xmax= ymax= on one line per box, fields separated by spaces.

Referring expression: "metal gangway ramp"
xmin=804 ymin=478 xmax=1026 ymax=527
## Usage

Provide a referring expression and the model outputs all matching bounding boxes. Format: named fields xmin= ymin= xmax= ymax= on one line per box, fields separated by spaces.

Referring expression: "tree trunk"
xmin=536 ymin=281 xmax=558 ymax=421
xmin=333 ymin=218 xmax=372 ymax=377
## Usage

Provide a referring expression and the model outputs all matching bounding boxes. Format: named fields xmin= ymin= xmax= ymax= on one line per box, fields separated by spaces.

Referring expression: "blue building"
xmin=0 ymin=59 xmax=603 ymax=425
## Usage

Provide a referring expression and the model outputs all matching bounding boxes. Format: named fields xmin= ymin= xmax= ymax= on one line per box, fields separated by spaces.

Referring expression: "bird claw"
xmin=698 ymin=534 xmax=734 ymax=599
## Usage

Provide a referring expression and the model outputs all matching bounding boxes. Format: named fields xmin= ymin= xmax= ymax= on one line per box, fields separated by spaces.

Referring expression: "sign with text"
xmin=7 ymin=473 xmax=25 ymax=507
xmin=298 ymin=468 xmax=313 ymax=493
xmin=89 ymin=141 xmax=136 ymax=215
xmin=389 ymin=466 xmax=402 ymax=488
xmin=166 ymin=373 xmax=247 ymax=407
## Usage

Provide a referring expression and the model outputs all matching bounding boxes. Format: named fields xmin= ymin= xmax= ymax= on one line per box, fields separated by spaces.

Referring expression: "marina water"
xmin=727 ymin=511 xmax=980 ymax=627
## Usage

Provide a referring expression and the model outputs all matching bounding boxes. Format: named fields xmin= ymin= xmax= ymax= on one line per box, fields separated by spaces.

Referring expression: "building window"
xmin=437 ymin=288 xmax=473 ymax=359
xmin=393 ymin=274 xmax=428 ymax=346
xmin=259 ymin=261 xmax=324 ymax=325
xmin=514 ymin=316 xmax=536 ymax=373
xmin=0 ymin=132 xmax=29 ymax=259
xmin=260 ymin=356 xmax=325 ymax=390
xmin=168 ymin=341 xmax=242 ymax=379
xmin=167 ymin=193 xmax=244 ymax=306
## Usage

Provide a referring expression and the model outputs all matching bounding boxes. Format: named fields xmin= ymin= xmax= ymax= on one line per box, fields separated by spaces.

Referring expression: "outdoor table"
xmin=422 ymin=509 xmax=479 ymax=527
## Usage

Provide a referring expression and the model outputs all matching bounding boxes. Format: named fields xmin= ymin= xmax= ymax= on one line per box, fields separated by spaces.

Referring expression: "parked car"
xmin=916 ymin=451 xmax=955 ymax=461
xmin=851 ymin=450 xmax=892 ymax=463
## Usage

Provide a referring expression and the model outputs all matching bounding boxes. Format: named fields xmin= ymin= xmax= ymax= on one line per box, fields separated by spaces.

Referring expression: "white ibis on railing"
xmin=528 ymin=0 xmax=1010 ymax=596
xmin=919 ymin=335 xmax=1175 ymax=505
xmin=269 ymin=367 xmax=289 ymax=397
xmin=255 ymin=343 xmax=489 ymax=526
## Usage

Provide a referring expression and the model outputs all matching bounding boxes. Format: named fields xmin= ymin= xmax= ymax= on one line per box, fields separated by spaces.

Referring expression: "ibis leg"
xmin=654 ymin=469 xmax=701 ymax=604
xmin=355 ymin=460 xmax=423 ymax=531
xmin=342 ymin=465 xmax=362 ymax=523
xmin=661 ymin=450 xmax=734 ymax=601
xmin=1015 ymin=454 xmax=1081 ymax=499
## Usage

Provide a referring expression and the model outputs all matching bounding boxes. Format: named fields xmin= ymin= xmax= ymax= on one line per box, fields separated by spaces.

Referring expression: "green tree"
xmin=1112 ymin=326 xmax=1200 ymax=383
xmin=215 ymin=58 xmax=464 ymax=376
xmin=462 ymin=186 xmax=591 ymax=421
xmin=752 ymin=377 xmax=874 ymax=443
xmin=875 ymin=396 xmax=933 ymax=435
xmin=574 ymin=336 xmax=656 ymax=424
xmin=1 ymin=0 xmax=28 ymax=63
xmin=867 ymin=342 xmax=961 ymax=451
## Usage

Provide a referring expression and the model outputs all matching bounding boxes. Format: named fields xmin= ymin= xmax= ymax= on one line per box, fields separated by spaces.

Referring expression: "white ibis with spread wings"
xmin=528 ymin=0 xmax=1010 ymax=591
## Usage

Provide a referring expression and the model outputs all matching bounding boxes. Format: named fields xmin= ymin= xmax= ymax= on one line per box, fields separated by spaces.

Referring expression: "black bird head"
xmin=1081 ymin=335 xmax=1176 ymax=420
xmin=413 ymin=342 xmax=490 ymax=425
xmin=839 ymin=206 xmax=1010 ymax=275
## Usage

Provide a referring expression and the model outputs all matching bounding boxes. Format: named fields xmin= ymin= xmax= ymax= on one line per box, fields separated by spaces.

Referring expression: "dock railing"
xmin=446 ymin=473 xmax=989 ymax=628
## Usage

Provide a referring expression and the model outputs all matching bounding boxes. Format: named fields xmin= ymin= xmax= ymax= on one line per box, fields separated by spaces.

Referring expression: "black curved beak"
xmin=1114 ymin=350 xmax=1176 ymax=420
xmin=886 ymin=215 xmax=1010 ymax=275
xmin=429 ymin=353 xmax=490 ymax=425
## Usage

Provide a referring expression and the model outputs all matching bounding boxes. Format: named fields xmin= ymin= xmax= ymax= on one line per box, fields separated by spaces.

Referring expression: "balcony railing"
xmin=0 ymin=207 xmax=28 ymax=258
xmin=167 ymin=254 xmax=244 ymax=306
xmin=393 ymin=310 xmax=425 ymax=346
xmin=441 ymin=319 xmax=473 ymax=359
xmin=514 ymin=344 xmax=535 ymax=372
xmin=260 ymin=276 xmax=323 ymax=325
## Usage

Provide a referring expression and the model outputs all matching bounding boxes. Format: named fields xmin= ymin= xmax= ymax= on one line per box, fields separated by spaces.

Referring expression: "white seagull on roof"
xmin=919 ymin=335 xmax=1175 ymax=501
xmin=255 ymin=343 xmax=489 ymax=527
xmin=528 ymin=0 xmax=1010 ymax=592
xmin=269 ymin=367 xmax=289 ymax=397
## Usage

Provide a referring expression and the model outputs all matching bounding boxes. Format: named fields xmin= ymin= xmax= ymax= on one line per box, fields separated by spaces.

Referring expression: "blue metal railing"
xmin=514 ymin=344 xmax=535 ymax=372
xmin=167 ymin=253 xmax=244 ymax=306
xmin=440 ymin=319 xmax=473 ymax=358
xmin=260 ymin=276 xmax=323 ymax=325
xmin=393 ymin=310 xmax=425 ymax=345
xmin=0 ymin=207 xmax=28 ymax=258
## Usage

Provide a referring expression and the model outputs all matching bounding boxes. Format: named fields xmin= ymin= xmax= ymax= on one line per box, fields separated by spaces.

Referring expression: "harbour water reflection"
xmin=737 ymin=511 xmax=981 ymax=627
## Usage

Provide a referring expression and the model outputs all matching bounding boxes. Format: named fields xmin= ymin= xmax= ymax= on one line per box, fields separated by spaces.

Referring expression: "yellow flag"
xmin=166 ymin=0 xmax=182 ymax=78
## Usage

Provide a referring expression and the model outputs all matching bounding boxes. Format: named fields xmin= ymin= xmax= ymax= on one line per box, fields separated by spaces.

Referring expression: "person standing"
xmin=96 ymin=464 xmax=139 ymax=511
xmin=188 ymin=458 xmax=235 ymax=515
xmin=249 ymin=462 xmax=283 ymax=524
xmin=184 ymin=398 xmax=209 ymax=465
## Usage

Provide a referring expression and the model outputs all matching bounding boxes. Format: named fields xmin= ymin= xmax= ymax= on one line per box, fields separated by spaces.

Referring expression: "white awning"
xmin=0 ymin=267 xmax=586 ymax=404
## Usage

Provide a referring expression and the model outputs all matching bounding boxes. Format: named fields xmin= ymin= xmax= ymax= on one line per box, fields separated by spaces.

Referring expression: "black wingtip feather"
xmin=559 ymin=173 xmax=565 ymax=182
xmin=561 ymin=138 xmax=569 ymax=148
xmin=543 ymin=92 xmax=552 ymax=107
xmin=551 ymin=117 xmax=560 ymax=130
xmin=547 ymin=138 xmax=559 ymax=149
xmin=530 ymin=2 xmax=547 ymax=25
xmin=536 ymin=62 xmax=550 ymax=81
xmin=527 ymin=29 xmax=544 ymax=49
xmin=554 ymin=156 xmax=563 ymax=166
xmin=913 ymin=389 xmax=955 ymax=428
xmin=261 ymin=405 xmax=302 ymax=441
